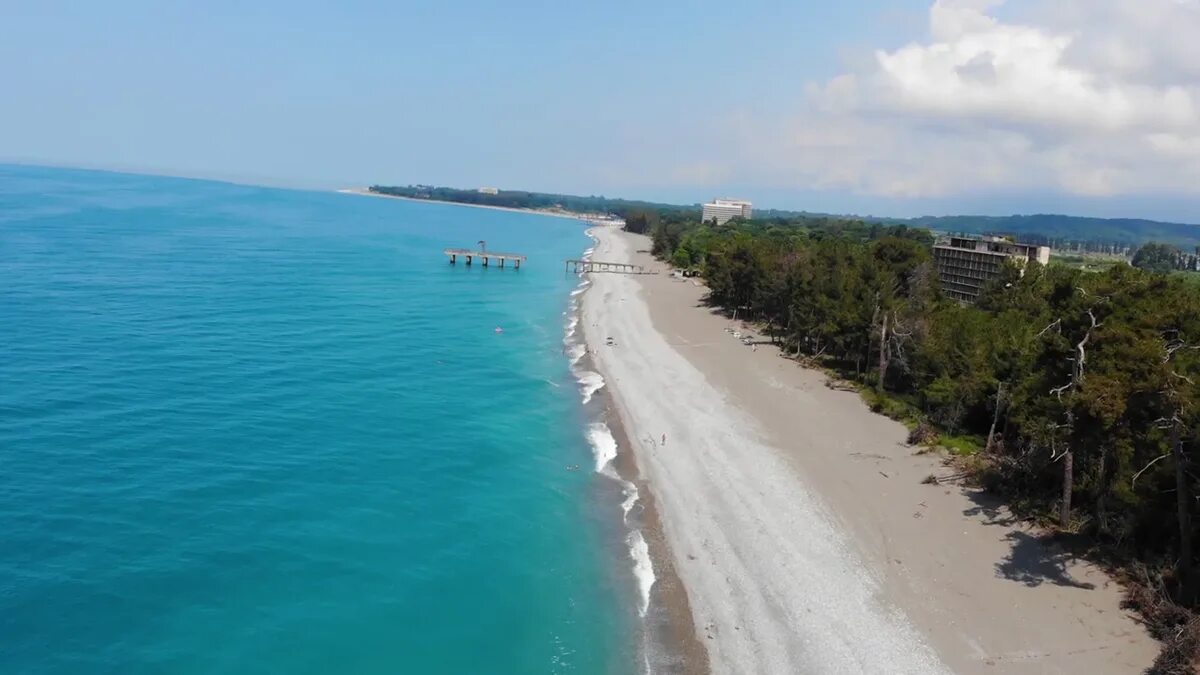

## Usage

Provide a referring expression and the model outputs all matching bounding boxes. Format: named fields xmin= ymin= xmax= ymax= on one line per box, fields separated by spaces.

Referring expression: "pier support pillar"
xmin=483 ymin=257 xmax=489 ymax=267
xmin=450 ymin=254 xmax=456 ymax=264
xmin=515 ymin=260 xmax=521 ymax=270
xmin=466 ymin=255 xmax=472 ymax=265
xmin=500 ymin=259 xmax=505 ymax=268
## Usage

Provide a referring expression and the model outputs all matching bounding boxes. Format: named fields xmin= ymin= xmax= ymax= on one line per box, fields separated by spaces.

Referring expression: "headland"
xmin=337 ymin=187 xmax=603 ymax=221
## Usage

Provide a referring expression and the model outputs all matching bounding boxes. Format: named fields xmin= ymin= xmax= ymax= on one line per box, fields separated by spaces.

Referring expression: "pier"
xmin=444 ymin=245 xmax=526 ymax=269
xmin=564 ymin=259 xmax=649 ymax=274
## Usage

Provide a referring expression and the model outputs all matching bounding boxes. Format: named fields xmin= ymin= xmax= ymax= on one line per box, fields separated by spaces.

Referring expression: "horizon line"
xmin=4 ymin=159 xmax=1197 ymax=229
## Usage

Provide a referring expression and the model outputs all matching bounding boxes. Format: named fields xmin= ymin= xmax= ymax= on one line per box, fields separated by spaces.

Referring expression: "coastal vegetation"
xmin=371 ymin=184 xmax=1200 ymax=249
xmin=640 ymin=217 xmax=1200 ymax=672
xmin=368 ymin=185 xmax=700 ymax=220
xmin=1133 ymin=241 xmax=1200 ymax=275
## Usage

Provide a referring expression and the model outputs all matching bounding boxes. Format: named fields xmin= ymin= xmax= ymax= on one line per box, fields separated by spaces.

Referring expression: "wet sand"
xmin=599 ymin=382 xmax=710 ymax=675
xmin=580 ymin=224 xmax=1157 ymax=674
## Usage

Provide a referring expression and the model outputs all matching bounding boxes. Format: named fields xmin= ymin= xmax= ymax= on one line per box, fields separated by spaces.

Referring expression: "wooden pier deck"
xmin=564 ymin=259 xmax=650 ymax=274
xmin=444 ymin=248 xmax=526 ymax=268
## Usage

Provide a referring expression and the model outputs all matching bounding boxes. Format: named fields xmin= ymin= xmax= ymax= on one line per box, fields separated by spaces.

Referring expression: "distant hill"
xmin=904 ymin=214 xmax=1200 ymax=250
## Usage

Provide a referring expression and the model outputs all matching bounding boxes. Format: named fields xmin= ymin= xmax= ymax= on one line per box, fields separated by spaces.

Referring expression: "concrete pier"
xmin=445 ymin=248 xmax=526 ymax=269
xmin=565 ymin=259 xmax=649 ymax=274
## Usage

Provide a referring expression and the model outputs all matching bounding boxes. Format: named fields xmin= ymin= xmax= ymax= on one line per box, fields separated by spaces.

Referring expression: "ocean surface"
xmin=0 ymin=165 xmax=640 ymax=674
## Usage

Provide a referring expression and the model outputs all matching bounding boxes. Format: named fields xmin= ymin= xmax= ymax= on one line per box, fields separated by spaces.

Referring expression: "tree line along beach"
xmin=579 ymin=222 xmax=1162 ymax=674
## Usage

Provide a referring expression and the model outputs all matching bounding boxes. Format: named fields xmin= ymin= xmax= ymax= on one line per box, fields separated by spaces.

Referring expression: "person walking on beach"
xmin=661 ymin=433 xmax=667 ymax=446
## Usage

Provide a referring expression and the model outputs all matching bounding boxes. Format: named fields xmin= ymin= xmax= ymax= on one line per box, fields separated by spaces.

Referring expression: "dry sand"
xmin=580 ymin=224 xmax=1157 ymax=674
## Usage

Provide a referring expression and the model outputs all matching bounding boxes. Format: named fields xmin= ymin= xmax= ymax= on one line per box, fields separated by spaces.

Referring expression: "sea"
xmin=0 ymin=165 xmax=649 ymax=674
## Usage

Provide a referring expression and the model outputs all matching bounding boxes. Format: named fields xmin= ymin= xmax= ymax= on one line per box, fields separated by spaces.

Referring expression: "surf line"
xmin=564 ymin=229 xmax=657 ymax=619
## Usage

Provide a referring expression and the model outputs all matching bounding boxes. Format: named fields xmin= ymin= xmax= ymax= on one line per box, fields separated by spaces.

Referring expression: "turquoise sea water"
xmin=0 ymin=165 xmax=636 ymax=674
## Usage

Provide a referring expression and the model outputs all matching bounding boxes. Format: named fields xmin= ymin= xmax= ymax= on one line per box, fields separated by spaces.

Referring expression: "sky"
xmin=2 ymin=0 xmax=1199 ymax=222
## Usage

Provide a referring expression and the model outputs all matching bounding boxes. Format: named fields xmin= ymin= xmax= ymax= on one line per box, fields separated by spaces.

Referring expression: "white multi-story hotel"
xmin=701 ymin=199 xmax=752 ymax=225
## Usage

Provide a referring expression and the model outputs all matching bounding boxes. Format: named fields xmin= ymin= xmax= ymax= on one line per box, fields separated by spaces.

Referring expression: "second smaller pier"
xmin=565 ymin=259 xmax=648 ymax=274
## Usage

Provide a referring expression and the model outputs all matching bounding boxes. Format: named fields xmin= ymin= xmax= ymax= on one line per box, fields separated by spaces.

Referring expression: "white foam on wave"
xmin=563 ymin=267 xmax=589 ymax=367
xmin=627 ymin=530 xmax=656 ymax=617
xmin=586 ymin=422 xmax=619 ymax=473
xmin=577 ymin=370 xmax=605 ymax=405
xmin=566 ymin=343 xmax=586 ymax=366
xmin=620 ymin=481 xmax=640 ymax=521
xmin=583 ymin=424 xmax=642 ymax=523
xmin=585 ymin=422 xmax=655 ymax=619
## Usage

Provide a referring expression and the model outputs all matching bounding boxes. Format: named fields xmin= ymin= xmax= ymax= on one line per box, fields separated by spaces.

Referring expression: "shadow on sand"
xmin=963 ymin=488 xmax=1096 ymax=590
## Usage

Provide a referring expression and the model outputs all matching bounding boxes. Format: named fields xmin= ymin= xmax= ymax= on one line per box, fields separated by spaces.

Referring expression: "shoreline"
xmin=600 ymin=383 xmax=711 ymax=674
xmin=336 ymin=187 xmax=606 ymax=222
xmin=568 ymin=230 xmax=708 ymax=674
xmin=580 ymin=223 xmax=1158 ymax=674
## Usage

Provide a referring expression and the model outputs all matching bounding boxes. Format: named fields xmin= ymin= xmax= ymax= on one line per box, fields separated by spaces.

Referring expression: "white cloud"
xmin=748 ymin=0 xmax=1200 ymax=199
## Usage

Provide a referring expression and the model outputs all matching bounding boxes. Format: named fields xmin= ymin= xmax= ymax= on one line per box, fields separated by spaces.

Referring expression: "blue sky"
xmin=3 ymin=0 xmax=1199 ymax=221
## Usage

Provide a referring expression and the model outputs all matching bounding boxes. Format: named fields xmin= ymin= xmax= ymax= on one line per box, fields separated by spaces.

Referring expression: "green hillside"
xmin=905 ymin=214 xmax=1200 ymax=249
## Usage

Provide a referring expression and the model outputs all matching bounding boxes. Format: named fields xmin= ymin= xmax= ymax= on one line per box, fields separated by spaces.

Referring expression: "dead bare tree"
xmin=870 ymin=277 xmax=907 ymax=392
xmin=985 ymin=381 xmax=1006 ymax=453
xmin=888 ymin=316 xmax=913 ymax=369
xmin=1048 ymin=304 xmax=1102 ymax=529
xmin=877 ymin=310 xmax=889 ymax=390
xmin=868 ymin=292 xmax=888 ymax=391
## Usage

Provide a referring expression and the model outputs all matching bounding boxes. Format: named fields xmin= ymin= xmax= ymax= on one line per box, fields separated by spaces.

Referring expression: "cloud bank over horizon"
xmin=677 ymin=0 xmax=1200 ymax=210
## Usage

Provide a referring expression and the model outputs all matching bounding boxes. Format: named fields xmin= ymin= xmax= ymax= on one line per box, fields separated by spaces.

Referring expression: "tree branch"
xmin=1037 ymin=318 xmax=1062 ymax=338
xmin=1133 ymin=452 xmax=1174 ymax=487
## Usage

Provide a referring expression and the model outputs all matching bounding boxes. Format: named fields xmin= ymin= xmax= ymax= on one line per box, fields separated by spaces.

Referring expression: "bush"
xmin=861 ymin=388 xmax=920 ymax=424
xmin=907 ymin=422 xmax=939 ymax=446
xmin=1124 ymin=578 xmax=1200 ymax=674
xmin=940 ymin=434 xmax=983 ymax=456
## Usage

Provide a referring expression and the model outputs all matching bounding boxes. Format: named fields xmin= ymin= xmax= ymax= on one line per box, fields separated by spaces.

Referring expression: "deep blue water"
xmin=0 ymin=165 xmax=634 ymax=674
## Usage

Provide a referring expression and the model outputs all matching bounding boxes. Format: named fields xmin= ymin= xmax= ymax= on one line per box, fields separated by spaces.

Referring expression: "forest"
xmin=368 ymin=185 xmax=699 ymax=220
xmin=640 ymin=218 xmax=1200 ymax=672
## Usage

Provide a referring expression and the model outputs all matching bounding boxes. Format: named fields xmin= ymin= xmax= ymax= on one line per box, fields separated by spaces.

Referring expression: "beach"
xmin=580 ymin=223 xmax=1158 ymax=674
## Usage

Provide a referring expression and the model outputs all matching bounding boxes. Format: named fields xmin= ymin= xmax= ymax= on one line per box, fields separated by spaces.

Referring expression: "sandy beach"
xmin=580 ymin=223 xmax=1158 ymax=674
